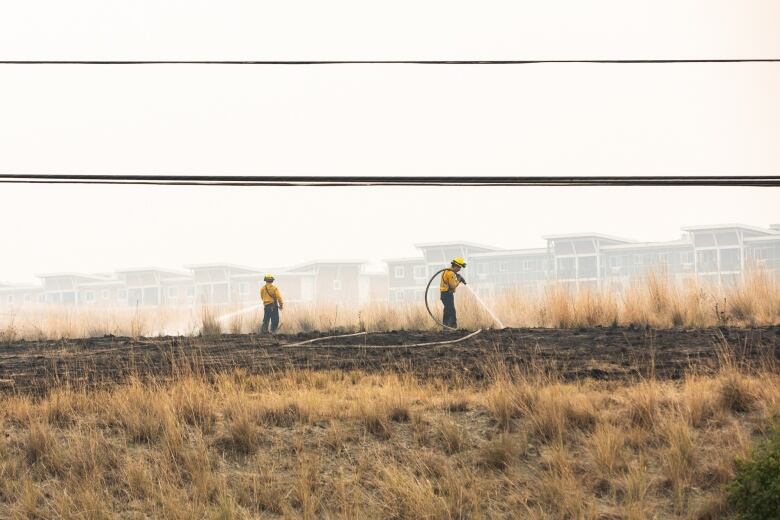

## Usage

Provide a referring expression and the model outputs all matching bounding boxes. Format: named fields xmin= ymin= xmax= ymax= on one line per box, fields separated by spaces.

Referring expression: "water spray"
xmin=424 ymin=268 xmax=505 ymax=330
xmin=461 ymin=284 xmax=505 ymax=329
xmin=215 ymin=303 xmax=283 ymax=332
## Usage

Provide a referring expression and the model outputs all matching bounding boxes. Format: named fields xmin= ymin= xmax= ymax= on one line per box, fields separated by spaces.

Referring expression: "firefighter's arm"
xmin=275 ymin=287 xmax=284 ymax=309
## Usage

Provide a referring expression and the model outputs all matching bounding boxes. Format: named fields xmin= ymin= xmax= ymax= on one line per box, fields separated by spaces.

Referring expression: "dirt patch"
xmin=1 ymin=326 xmax=778 ymax=394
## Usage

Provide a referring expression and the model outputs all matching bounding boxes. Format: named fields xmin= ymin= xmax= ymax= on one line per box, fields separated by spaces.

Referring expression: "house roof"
xmin=286 ymin=260 xmax=366 ymax=272
xmin=34 ymin=272 xmax=114 ymax=281
xmin=183 ymin=263 xmax=261 ymax=273
xmin=115 ymin=267 xmax=191 ymax=277
xmin=414 ymin=241 xmax=503 ymax=251
xmin=541 ymin=233 xmax=636 ymax=243
xmin=0 ymin=283 xmax=43 ymax=291
xmin=470 ymin=248 xmax=549 ymax=258
xmin=230 ymin=270 xmax=316 ymax=278
xmin=681 ymin=223 xmax=777 ymax=235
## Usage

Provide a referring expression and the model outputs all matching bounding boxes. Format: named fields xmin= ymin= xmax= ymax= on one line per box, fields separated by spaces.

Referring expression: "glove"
xmin=456 ymin=274 xmax=466 ymax=285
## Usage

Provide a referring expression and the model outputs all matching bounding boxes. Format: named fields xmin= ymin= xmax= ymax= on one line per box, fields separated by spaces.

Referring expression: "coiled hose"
xmin=424 ymin=268 xmax=458 ymax=330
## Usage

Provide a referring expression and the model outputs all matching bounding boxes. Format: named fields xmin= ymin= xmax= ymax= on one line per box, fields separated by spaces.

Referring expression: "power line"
xmin=1 ymin=59 xmax=779 ymax=65
xmin=0 ymin=175 xmax=778 ymax=187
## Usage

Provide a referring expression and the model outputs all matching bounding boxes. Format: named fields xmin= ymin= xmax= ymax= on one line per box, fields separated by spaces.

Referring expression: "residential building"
xmin=2 ymin=223 xmax=777 ymax=309
xmin=0 ymin=282 xmax=44 ymax=306
xmin=115 ymin=268 xmax=194 ymax=306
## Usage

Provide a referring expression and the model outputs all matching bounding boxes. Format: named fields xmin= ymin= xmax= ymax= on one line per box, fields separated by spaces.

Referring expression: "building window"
xmin=24 ymin=294 xmax=31 ymax=303
xmin=85 ymin=291 xmax=95 ymax=303
xmin=396 ymin=291 xmax=405 ymax=301
xmin=578 ymin=256 xmax=597 ymax=278
xmin=238 ymin=282 xmax=248 ymax=296
xmin=394 ymin=266 xmax=405 ymax=278
xmin=499 ymin=262 xmax=509 ymax=272
xmin=7 ymin=295 xmax=13 ymax=304
xmin=696 ymin=250 xmax=718 ymax=272
xmin=720 ymin=248 xmax=741 ymax=271
xmin=38 ymin=295 xmax=46 ymax=303
xmin=168 ymin=287 xmax=178 ymax=299
xmin=413 ymin=266 xmax=425 ymax=279
xmin=608 ymin=256 xmax=619 ymax=268
xmin=118 ymin=289 xmax=127 ymax=300
xmin=333 ymin=279 xmax=342 ymax=291
xmin=556 ymin=257 xmax=576 ymax=279
xmin=101 ymin=289 xmax=109 ymax=299
xmin=477 ymin=263 xmax=488 ymax=275
xmin=633 ymin=254 xmax=643 ymax=265
xmin=186 ymin=287 xmax=195 ymax=298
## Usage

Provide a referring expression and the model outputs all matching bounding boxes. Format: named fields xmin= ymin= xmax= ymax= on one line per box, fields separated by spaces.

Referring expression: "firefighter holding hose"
xmin=440 ymin=257 xmax=467 ymax=328
xmin=260 ymin=274 xmax=284 ymax=334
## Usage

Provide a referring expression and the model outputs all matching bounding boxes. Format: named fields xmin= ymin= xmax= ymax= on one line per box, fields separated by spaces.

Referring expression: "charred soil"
xmin=1 ymin=326 xmax=778 ymax=394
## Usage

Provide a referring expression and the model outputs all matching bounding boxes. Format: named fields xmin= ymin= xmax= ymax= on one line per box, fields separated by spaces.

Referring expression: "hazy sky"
xmin=1 ymin=1 xmax=778 ymax=283
xmin=1 ymin=0 xmax=779 ymax=175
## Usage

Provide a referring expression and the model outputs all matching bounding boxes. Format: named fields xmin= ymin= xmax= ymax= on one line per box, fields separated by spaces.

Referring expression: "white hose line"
xmin=282 ymin=329 xmax=483 ymax=349
xmin=282 ymin=331 xmax=369 ymax=347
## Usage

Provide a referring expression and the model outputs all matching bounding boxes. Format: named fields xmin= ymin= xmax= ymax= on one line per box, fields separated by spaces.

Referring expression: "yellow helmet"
xmin=451 ymin=257 xmax=467 ymax=268
xmin=263 ymin=274 xmax=275 ymax=282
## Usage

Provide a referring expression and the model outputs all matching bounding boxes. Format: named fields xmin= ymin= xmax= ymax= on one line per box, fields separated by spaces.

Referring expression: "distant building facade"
xmin=1 ymin=223 xmax=778 ymax=308
xmin=385 ymin=223 xmax=780 ymax=299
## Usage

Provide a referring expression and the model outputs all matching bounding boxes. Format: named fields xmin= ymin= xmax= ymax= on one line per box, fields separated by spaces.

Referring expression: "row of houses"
xmin=0 ymin=261 xmax=387 ymax=309
xmin=387 ymin=223 xmax=780 ymax=302
xmin=2 ymin=223 xmax=779 ymax=308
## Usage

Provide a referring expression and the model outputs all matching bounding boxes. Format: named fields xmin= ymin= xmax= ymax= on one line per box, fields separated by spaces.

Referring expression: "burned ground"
xmin=1 ymin=326 xmax=778 ymax=394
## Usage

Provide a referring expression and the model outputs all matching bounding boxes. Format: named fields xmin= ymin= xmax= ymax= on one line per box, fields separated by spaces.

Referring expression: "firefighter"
xmin=260 ymin=274 xmax=284 ymax=333
xmin=440 ymin=257 xmax=466 ymax=328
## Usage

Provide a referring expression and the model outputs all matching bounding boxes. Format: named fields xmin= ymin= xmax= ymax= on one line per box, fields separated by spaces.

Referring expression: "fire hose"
xmin=424 ymin=268 xmax=463 ymax=330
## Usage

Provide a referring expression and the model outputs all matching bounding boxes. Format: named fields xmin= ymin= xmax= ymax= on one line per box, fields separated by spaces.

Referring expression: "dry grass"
xmin=1 ymin=270 xmax=778 ymax=341
xmin=0 ymin=355 xmax=777 ymax=518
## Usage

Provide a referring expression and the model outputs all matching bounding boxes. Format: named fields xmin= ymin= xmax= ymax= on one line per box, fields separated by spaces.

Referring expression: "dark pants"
xmin=262 ymin=303 xmax=279 ymax=333
xmin=441 ymin=291 xmax=457 ymax=328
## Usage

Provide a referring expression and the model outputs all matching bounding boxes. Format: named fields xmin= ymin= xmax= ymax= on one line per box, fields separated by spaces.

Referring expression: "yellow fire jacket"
xmin=439 ymin=270 xmax=461 ymax=293
xmin=260 ymin=283 xmax=284 ymax=306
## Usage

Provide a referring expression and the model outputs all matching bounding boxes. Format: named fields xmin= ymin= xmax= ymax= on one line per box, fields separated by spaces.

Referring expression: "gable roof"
xmin=541 ymin=233 xmax=635 ymax=243
xmin=414 ymin=241 xmax=503 ymax=251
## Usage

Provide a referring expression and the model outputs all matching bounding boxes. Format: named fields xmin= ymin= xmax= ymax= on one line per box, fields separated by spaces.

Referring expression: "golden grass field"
xmin=1 ymin=271 xmax=778 ymax=341
xmin=0 ymin=271 xmax=778 ymax=518
xmin=0 ymin=349 xmax=778 ymax=519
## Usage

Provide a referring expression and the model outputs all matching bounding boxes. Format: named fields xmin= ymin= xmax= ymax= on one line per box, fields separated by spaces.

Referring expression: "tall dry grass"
xmin=0 ymin=353 xmax=778 ymax=518
xmin=1 ymin=270 xmax=778 ymax=340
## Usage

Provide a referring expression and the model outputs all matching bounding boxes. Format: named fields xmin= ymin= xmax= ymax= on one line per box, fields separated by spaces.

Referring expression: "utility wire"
xmin=0 ymin=175 xmax=778 ymax=187
xmin=1 ymin=59 xmax=779 ymax=65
